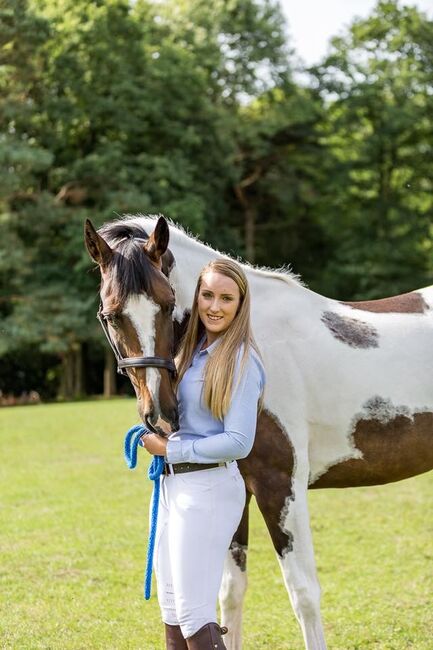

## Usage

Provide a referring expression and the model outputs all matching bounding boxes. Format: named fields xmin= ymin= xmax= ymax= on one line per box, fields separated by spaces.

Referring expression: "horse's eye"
xmin=105 ymin=313 xmax=120 ymax=327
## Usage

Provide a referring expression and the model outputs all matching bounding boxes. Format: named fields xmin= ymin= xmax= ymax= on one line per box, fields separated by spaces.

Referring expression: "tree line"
xmin=1 ymin=0 xmax=432 ymax=400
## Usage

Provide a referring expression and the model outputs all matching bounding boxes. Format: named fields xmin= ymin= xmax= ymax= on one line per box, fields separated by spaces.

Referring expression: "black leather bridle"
xmin=97 ymin=304 xmax=177 ymax=378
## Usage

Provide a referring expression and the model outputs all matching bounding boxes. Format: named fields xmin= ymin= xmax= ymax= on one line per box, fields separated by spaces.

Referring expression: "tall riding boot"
xmin=165 ymin=623 xmax=188 ymax=650
xmin=185 ymin=623 xmax=228 ymax=650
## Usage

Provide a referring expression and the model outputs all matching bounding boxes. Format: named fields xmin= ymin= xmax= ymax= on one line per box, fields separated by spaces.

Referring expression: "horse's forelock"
xmin=99 ymin=226 xmax=156 ymax=307
xmin=99 ymin=220 xmax=149 ymax=246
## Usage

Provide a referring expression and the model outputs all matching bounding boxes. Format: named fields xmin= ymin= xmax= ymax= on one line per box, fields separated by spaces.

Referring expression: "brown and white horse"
xmin=85 ymin=215 xmax=433 ymax=650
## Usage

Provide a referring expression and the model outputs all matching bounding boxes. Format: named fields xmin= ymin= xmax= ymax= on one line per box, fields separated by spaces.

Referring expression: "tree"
xmin=311 ymin=0 xmax=433 ymax=299
xmin=228 ymin=83 xmax=327 ymax=275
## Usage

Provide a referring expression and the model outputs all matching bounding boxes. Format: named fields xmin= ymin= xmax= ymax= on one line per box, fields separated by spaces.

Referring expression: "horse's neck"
xmin=167 ymin=225 xmax=328 ymax=328
xmin=168 ymin=229 xmax=217 ymax=314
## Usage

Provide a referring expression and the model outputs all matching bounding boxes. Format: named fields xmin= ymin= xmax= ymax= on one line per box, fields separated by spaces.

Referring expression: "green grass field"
xmin=0 ymin=399 xmax=431 ymax=649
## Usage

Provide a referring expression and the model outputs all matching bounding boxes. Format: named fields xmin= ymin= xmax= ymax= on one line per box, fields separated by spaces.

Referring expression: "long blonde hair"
xmin=176 ymin=258 xmax=263 ymax=420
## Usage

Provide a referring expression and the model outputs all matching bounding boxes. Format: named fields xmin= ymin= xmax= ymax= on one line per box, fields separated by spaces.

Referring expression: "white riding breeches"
xmin=153 ymin=461 xmax=246 ymax=639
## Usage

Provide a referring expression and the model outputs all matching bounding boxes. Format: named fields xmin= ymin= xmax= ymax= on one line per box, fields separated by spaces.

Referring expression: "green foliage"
xmin=0 ymin=0 xmax=53 ymax=197
xmin=232 ymin=82 xmax=329 ymax=275
xmin=311 ymin=0 xmax=433 ymax=299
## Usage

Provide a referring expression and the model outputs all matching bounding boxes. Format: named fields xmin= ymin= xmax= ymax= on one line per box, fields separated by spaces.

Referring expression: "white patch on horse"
xmin=173 ymin=303 xmax=187 ymax=323
xmin=418 ymin=286 xmax=433 ymax=311
xmin=123 ymin=295 xmax=161 ymax=406
xmin=220 ymin=547 xmax=248 ymax=650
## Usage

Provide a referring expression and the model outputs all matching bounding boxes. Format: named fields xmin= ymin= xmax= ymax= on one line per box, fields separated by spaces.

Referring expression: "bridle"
xmin=97 ymin=303 xmax=177 ymax=378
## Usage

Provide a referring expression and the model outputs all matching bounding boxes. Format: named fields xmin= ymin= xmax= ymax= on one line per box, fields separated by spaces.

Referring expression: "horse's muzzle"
xmin=144 ymin=412 xmax=179 ymax=436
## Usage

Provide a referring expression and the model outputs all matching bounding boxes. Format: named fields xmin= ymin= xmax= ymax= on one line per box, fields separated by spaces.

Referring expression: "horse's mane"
xmin=98 ymin=219 xmax=156 ymax=305
xmin=101 ymin=214 xmax=305 ymax=288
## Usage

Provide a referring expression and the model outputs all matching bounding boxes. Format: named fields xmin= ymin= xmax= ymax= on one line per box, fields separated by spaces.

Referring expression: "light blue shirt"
xmin=165 ymin=337 xmax=266 ymax=464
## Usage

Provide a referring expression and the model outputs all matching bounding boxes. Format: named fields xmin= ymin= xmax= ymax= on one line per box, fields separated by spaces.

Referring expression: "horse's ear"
xmin=84 ymin=219 xmax=113 ymax=267
xmin=161 ymin=248 xmax=175 ymax=277
xmin=145 ymin=216 xmax=169 ymax=263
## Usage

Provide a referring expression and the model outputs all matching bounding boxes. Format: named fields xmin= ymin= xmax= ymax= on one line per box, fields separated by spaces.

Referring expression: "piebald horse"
xmin=84 ymin=215 xmax=433 ymax=650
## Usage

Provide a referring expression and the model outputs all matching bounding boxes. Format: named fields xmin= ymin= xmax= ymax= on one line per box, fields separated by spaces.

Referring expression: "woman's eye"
xmin=202 ymin=292 xmax=212 ymax=298
xmin=223 ymin=296 xmax=233 ymax=301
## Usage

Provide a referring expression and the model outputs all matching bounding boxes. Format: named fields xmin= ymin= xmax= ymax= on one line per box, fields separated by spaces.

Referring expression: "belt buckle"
xmin=164 ymin=463 xmax=173 ymax=476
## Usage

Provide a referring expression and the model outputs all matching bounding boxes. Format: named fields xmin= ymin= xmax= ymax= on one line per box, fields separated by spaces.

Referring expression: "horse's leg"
xmin=255 ymin=459 xmax=326 ymax=650
xmin=219 ymin=491 xmax=251 ymax=650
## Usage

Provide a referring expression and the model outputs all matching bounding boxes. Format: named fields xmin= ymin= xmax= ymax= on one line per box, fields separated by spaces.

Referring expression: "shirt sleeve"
xmin=165 ymin=352 xmax=265 ymax=464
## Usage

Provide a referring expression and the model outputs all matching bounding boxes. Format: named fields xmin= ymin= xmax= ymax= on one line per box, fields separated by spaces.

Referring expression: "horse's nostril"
xmin=144 ymin=413 xmax=157 ymax=433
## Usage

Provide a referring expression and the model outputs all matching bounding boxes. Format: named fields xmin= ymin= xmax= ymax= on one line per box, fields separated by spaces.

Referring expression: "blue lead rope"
xmin=124 ymin=424 xmax=165 ymax=600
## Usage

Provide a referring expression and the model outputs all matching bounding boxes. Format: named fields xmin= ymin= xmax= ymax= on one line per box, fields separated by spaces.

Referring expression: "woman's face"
xmin=197 ymin=271 xmax=241 ymax=341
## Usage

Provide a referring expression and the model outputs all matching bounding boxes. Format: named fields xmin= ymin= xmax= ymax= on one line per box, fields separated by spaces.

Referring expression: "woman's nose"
xmin=210 ymin=298 xmax=220 ymax=311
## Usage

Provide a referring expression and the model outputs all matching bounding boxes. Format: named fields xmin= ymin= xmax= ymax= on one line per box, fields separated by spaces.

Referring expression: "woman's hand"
xmin=141 ymin=433 xmax=168 ymax=457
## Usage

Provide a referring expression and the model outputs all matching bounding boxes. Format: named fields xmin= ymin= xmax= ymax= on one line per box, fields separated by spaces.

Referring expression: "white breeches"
xmin=154 ymin=461 xmax=246 ymax=639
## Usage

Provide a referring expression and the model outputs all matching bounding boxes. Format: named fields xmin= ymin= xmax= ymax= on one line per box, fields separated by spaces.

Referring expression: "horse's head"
xmin=84 ymin=216 xmax=179 ymax=434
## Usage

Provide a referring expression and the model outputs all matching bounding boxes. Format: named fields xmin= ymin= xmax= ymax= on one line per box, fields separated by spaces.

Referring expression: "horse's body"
xmin=86 ymin=215 xmax=433 ymax=650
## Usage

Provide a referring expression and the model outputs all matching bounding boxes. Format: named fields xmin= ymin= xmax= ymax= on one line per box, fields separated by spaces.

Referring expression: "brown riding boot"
xmin=185 ymin=623 xmax=228 ymax=650
xmin=165 ymin=623 xmax=188 ymax=649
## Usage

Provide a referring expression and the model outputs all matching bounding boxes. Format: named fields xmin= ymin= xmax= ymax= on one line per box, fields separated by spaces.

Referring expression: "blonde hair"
xmin=175 ymin=258 xmax=263 ymax=420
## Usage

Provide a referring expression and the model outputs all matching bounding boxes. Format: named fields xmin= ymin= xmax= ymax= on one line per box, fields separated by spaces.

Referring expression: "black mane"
xmin=98 ymin=220 xmax=155 ymax=304
xmin=99 ymin=221 xmax=149 ymax=244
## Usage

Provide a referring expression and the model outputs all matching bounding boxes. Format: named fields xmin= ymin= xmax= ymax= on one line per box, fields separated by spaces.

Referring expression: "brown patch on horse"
xmin=239 ymin=410 xmax=295 ymax=558
xmin=344 ymin=291 xmax=428 ymax=314
xmin=310 ymin=397 xmax=433 ymax=488
xmin=321 ymin=311 xmax=379 ymax=349
xmin=229 ymin=491 xmax=252 ymax=572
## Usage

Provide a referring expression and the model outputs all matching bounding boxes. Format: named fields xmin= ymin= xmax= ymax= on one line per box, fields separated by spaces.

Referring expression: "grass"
xmin=0 ymin=399 xmax=431 ymax=649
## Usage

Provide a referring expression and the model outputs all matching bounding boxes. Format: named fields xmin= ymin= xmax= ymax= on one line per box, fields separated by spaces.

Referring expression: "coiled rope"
xmin=124 ymin=424 xmax=165 ymax=600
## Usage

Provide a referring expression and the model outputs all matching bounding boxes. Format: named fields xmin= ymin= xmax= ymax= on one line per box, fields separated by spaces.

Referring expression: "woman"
xmin=141 ymin=258 xmax=265 ymax=650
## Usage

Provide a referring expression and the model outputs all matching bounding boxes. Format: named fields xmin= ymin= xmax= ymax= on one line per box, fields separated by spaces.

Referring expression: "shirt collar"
xmin=196 ymin=334 xmax=222 ymax=357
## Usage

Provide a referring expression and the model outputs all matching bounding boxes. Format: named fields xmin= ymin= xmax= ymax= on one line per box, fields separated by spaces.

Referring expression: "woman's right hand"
xmin=141 ymin=433 xmax=168 ymax=457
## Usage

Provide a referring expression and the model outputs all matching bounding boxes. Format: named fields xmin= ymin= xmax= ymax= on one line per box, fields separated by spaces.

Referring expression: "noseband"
xmin=97 ymin=304 xmax=177 ymax=378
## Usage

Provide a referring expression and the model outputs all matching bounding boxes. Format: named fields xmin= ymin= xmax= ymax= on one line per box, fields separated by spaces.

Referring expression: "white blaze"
xmin=123 ymin=295 xmax=161 ymax=409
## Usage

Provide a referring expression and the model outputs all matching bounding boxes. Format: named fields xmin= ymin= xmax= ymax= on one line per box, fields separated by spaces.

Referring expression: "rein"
xmin=124 ymin=424 xmax=165 ymax=600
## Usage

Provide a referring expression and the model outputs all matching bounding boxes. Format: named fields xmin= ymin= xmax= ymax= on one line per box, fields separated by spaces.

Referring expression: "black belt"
xmin=164 ymin=461 xmax=228 ymax=475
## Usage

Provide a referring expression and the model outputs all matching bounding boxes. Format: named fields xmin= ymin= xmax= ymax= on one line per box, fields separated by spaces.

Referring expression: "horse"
xmin=84 ymin=214 xmax=433 ymax=650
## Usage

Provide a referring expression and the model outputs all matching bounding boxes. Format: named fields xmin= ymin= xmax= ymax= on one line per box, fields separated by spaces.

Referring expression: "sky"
xmin=281 ymin=0 xmax=433 ymax=66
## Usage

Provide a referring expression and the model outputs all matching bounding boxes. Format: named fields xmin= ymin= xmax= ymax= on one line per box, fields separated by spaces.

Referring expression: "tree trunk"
xmin=103 ymin=347 xmax=116 ymax=397
xmin=59 ymin=345 xmax=84 ymax=399
xmin=73 ymin=343 xmax=83 ymax=397
xmin=234 ymin=165 xmax=262 ymax=263
xmin=234 ymin=183 xmax=256 ymax=263
xmin=244 ymin=203 xmax=256 ymax=263
xmin=59 ymin=351 xmax=74 ymax=399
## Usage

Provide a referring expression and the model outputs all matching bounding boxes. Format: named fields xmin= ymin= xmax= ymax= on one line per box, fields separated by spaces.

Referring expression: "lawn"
xmin=0 ymin=399 xmax=431 ymax=649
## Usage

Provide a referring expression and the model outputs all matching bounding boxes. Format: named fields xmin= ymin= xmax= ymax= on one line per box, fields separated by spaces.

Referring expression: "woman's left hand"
xmin=141 ymin=433 xmax=168 ymax=457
